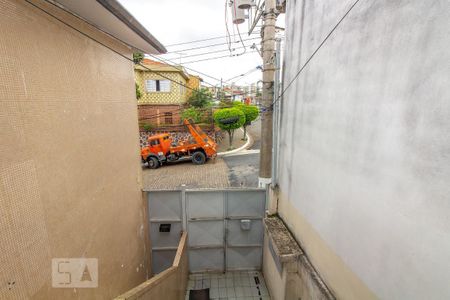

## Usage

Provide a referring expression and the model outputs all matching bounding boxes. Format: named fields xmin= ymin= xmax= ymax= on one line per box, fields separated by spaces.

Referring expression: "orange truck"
xmin=141 ymin=119 xmax=217 ymax=169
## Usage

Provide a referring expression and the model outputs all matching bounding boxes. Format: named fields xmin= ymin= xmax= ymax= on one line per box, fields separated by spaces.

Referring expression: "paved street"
xmin=142 ymin=158 xmax=230 ymax=190
xmin=223 ymin=119 xmax=261 ymax=187
xmin=223 ymin=152 xmax=260 ymax=187
xmin=247 ymin=117 xmax=261 ymax=150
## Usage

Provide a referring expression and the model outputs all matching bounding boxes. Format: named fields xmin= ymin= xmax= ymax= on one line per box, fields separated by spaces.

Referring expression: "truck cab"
xmin=148 ymin=134 xmax=172 ymax=156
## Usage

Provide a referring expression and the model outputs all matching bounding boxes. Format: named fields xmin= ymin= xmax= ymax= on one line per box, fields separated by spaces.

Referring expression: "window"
xmin=164 ymin=112 xmax=173 ymax=124
xmin=150 ymin=139 xmax=160 ymax=146
xmin=179 ymin=81 xmax=186 ymax=95
xmin=145 ymin=80 xmax=170 ymax=92
xmin=159 ymin=80 xmax=170 ymax=92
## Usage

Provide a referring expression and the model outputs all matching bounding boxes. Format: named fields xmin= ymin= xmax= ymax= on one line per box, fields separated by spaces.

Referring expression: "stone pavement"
xmin=142 ymin=158 xmax=230 ymax=190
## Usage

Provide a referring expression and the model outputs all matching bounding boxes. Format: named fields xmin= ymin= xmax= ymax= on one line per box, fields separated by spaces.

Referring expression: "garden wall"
xmin=139 ymin=129 xmax=224 ymax=148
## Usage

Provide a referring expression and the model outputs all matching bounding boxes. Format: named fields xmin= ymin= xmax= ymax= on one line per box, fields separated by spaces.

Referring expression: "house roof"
xmin=135 ymin=59 xmax=190 ymax=80
xmin=53 ymin=0 xmax=166 ymax=54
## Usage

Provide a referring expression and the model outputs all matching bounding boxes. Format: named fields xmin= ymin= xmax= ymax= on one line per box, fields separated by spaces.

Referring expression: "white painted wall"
xmin=278 ymin=0 xmax=450 ymax=299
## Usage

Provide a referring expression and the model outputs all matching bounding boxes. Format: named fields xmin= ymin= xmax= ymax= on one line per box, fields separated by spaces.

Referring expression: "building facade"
xmin=135 ymin=59 xmax=201 ymax=127
xmin=0 ymin=0 xmax=165 ymax=298
xmin=265 ymin=1 xmax=450 ymax=300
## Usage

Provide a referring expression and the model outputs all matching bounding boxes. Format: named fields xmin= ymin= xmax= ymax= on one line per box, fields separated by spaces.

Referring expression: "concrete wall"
xmin=115 ymin=232 xmax=188 ymax=300
xmin=0 ymin=0 xmax=150 ymax=298
xmin=278 ymin=0 xmax=450 ymax=299
xmin=262 ymin=236 xmax=286 ymax=300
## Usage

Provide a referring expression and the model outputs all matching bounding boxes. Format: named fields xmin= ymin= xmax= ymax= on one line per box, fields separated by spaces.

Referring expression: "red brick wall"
xmin=138 ymin=104 xmax=183 ymax=127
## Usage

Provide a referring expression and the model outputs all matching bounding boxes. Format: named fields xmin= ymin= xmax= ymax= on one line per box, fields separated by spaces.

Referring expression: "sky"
xmin=118 ymin=0 xmax=284 ymax=87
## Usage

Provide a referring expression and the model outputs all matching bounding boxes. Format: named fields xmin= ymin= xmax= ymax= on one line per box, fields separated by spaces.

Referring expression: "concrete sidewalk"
xmin=216 ymin=128 xmax=248 ymax=153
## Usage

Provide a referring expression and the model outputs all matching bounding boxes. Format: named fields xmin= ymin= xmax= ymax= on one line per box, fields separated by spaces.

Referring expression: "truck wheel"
xmin=147 ymin=157 xmax=160 ymax=169
xmin=192 ymin=151 xmax=206 ymax=165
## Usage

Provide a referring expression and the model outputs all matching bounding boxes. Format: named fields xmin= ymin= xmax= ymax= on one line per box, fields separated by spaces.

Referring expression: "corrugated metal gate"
xmin=147 ymin=189 xmax=266 ymax=274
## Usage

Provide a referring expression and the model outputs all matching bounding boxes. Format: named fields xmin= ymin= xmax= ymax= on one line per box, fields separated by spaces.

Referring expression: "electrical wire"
xmin=164 ymin=43 xmax=260 ymax=61
xmin=25 ymin=0 xmax=218 ymax=103
xmin=142 ymin=55 xmax=219 ymax=87
xmin=144 ymin=53 xmax=238 ymax=85
xmin=225 ymin=66 xmax=261 ymax=82
xmin=165 ymin=31 xmax=260 ymax=47
xmin=182 ymin=51 xmax=258 ymax=64
xmin=235 ymin=24 xmax=247 ymax=55
xmin=225 ymin=0 xmax=232 ymax=53
xmin=40 ymin=0 xmax=226 ymax=88
xmin=164 ymin=37 xmax=260 ymax=53
xmin=232 ymin=0 xmax=246 ymax=56
xmin=30 ymin=0 xmax=259 ymax=115
xmin=268 ymin=0 xmax=363 ymax=110
xmin=139 ymin=105 xmax=235 ymax=121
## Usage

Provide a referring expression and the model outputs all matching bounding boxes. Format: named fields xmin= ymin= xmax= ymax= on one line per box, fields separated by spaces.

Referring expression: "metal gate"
xmin=147 ymin=188 xmax=266 ymax=274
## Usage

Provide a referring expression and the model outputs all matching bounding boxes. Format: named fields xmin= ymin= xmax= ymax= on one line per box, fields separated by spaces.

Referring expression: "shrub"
xmin=141 ymin=123 xmax=153 ymax=131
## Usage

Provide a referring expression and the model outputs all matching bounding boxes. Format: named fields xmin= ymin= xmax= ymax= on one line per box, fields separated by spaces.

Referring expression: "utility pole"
xmin=272 ymin=38 xmax=281 ymax=185
xmin=259 ymin=0 xmax=277 ymax=187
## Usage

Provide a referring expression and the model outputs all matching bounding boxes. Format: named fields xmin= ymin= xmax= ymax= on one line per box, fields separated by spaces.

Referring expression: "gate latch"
xmin=240 ymin=219 xmax=251 ymax=231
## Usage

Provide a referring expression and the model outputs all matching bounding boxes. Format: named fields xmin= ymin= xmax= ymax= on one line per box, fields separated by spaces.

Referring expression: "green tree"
xmin=133 ymin=52 xmax=144 ymax=64
xmin=235 ymin=104 xmax=259 ymax=140
xmin=181 ymin=107 xmax=203 ymax=123
xmin=188 ymin=88 xmax=212 ymax=108
xmin=213 ymin=108 xmax=245 ymax=149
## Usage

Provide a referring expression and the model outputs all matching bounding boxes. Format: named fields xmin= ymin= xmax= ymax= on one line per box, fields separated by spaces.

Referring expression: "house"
xmin=0 ymin=0 xmax=165 ymax=298
xmin=265 ymin=1 xmax=450 ymax=300
xmin=135 ymin=59 xmax=202 ymax=127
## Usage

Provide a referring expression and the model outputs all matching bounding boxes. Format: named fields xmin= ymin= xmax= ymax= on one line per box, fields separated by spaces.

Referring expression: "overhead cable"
xmin=28 ymin=0 xmax=217 ymax=103
xmin=164 ymin=43 xmax=260 ymax=61
xmin=165 ymin=37 xmax=261 ymax=53
xmin=165 ymin=31 xmax=260 ymax=47
xmin=181 ymin=51 xmax=258 ymax=64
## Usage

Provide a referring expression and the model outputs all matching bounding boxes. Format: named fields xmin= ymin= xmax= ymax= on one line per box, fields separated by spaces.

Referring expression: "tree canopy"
xmin=232 ymin=102 xmax=259 ymax=140
xmin=181 ymin=107 xmax=204 ymax=123
xmin=213 ymin=108 xmax=245 ymax=131
xmin=188 ymin=88 xmax=213 ymax=108
xmin=213 ymin=107 xmax=246 ymax=148
xmin=238 ymin=104 xmax=259 ymax=125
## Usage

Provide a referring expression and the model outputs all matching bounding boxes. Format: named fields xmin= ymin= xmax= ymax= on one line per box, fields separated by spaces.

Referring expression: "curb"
xmin=217 ymin=128 xmax=252 ymax=157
